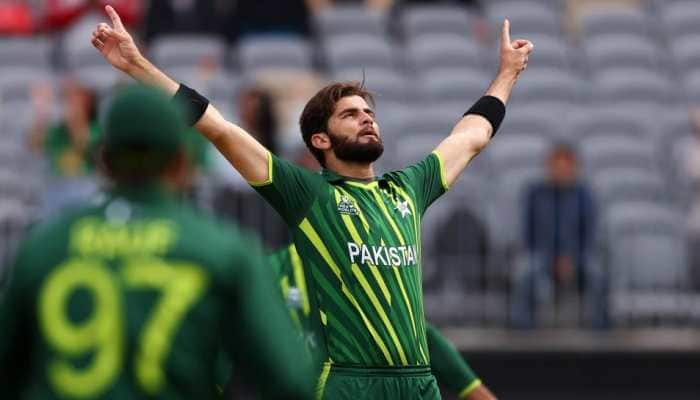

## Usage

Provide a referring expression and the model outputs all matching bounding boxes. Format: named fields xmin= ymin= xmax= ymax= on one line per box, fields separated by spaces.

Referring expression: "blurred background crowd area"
xmin=2 ymin=0 xmax=700 ymax=333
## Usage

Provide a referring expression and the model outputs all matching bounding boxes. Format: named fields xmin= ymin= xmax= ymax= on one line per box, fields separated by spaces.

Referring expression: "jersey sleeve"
xmin=250 ymin=152 xmax=324 ymax=226
xmin=426 ymin=324 xmax=482 ymax=399
xmin=220 ymin=236 xmax=314 ymax=400
xmin=396 ymin=152 xmax=449 ymax=215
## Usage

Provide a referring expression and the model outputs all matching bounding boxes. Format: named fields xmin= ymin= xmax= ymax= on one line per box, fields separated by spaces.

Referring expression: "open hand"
xmin=91 ymin=5 xmax=141 ymax=73
xmin=498 ymin=19 xmax=534 ymax=78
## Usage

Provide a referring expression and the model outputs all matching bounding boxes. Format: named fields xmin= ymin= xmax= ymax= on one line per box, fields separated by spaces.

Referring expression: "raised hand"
xmin=498 ymin=19 xmax=534 ymax=78
xmin=91 ymin=5 xmax=142 ymax=73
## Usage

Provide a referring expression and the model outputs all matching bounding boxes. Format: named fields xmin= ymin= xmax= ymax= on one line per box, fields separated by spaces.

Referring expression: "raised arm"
xmin=91 ymin=5 xmax=269 ymax=183
xmin=433 ymin=19 xmax=533 ymax=187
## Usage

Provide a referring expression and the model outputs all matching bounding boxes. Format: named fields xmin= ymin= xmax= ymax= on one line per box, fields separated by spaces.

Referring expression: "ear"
xmin=310 ymin=132 xmax=331 ymax=151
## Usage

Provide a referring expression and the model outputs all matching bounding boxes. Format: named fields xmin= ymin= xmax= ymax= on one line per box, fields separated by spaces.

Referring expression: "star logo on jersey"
xmin=396 ymin=200 xmax=411 ymax=218
xmin=337 ymin=195 xmax=359 ymax=216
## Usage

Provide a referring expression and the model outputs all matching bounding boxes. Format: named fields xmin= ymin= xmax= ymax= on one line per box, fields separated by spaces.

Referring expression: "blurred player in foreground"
xmin=91 ymin=5 xmax=531 ymax=399
xmin=269 ymin=244 xmax=497 ymax=400
xmin=0 ymin=85 xmax=313 ymax=399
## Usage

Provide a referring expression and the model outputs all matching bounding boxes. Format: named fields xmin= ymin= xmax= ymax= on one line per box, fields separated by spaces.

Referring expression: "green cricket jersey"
xmin=269 ymin=244 xmax=483 ymax=398
xmin=0 ymin=185 xmax=313 ymax=400
xmin=252 ymin=151 xmax=449 ymax=368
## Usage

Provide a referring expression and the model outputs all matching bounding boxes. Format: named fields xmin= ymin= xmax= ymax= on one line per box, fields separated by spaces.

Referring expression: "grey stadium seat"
xmin=151 ymin=35 xmax=226 ymax=69
xmin=72 ymin=65 xmax=122 ymax=96
xmin=334 ymin=67 xmax=410 ymax=106
xmin=0 ymin=38 xmax=51 ymax=68
xmin=604 ymin=202 xmax=690 ymax=322
xmin=591 ymin=168 xmax=668 ymax=207
xmin=584 ymin=34 xmax=662 ymax=72
xmin=420 ymin=68 xmax=490 ymax=104
xmin=204 ymin=72 xmax=243 ymax=106
xmin=509 ymin=67 xmax=583 ymax=104
xmin=0 ymin=67 xmax=52 ymax=103
xmin=579 ymin=136 xmax=657 ymax=174
xmin=517 ymin=35 xmax=569 ymax=70
xmin=661 ymin=1 xmax=700 ymax=38
xmin=591 ymin=68 xmax=675 ymax=105
xmin=239 ymin=36 xmax=313 ymax=73
xmin=567 ymin=106 xmax=652 ymax=142
xmin=498 ymin=105 xmax=563 ymax=140
xmin=401 ymin=5 xmax=472 ymax=39
xmin=580 ymin=7 xmax=651 ymax=38
xmin=682 ymin=70 xmax=700 ymax=103
xmin=314 ymin=5 xmax=387 ymax=38
xmin=486 ymin=1 xmax=561 ymax=37
xmin=324 ymin=34 xmax=396 ymax=72
xmin=393 ymin=133 xmax=445 ymax=170
xmin=670 ymin=34 xmax=700 ymax=73
xmin=488 ymin=134 xmax=551 ymax=174
xmin=488 ymin=166 xmax=545 ymax=250
xmin=406 ymin=34 xmax=484 ymax=73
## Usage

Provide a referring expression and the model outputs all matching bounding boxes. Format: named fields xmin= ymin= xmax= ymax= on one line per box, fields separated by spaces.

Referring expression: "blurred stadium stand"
xmin=2 ymin=1 xmax=700 ymax=397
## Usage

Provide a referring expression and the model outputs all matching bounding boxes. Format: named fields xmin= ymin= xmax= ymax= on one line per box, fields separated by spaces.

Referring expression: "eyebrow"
xmin=338 ymin=107 xmax=375 ymax=116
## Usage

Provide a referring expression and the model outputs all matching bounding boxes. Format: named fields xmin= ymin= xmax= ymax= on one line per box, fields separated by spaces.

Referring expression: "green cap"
xmin=104 ymin=85 xmax=187 ymax=155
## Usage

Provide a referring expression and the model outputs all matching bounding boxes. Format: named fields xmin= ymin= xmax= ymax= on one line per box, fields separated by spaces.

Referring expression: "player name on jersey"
xmin=347 ymin=243 xmax=419 ymax=267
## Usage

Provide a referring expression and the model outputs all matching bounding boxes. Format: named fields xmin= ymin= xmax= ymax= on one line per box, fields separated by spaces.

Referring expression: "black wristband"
xmin=464 ymin=95 xmax=506 ymax=137
xmin=173 ymin=84 xmax=210 ymax=126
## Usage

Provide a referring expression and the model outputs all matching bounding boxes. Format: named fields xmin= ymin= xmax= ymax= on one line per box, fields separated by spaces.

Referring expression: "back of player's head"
xmin=299 ymin=81 xmax=374 ymax=167
xmin=101 ymin=85 xmax=187 ymax=184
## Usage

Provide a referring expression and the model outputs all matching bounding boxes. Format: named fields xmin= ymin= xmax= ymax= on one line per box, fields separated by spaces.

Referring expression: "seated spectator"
xmin=512 ymin=144 xmax=606 ymax=329
xmin=28 ymin=78 xmax=102 ymax=217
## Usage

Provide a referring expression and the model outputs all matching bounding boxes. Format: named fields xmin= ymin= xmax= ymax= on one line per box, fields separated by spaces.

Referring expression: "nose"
xmin=360 ymin=110 xmax=374 ymax=125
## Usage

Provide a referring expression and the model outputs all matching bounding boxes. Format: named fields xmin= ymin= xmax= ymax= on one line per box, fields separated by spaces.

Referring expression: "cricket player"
xmin=91 ymin=5 xmax=531 ymax=399
xmin=0 ymin=86 xmax=313 ymax=399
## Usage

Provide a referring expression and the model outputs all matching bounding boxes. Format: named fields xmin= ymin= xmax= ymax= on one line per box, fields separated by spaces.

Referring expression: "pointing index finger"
xmin=105 ymin=5 xmax=125 ymax=32
xmin=502 ymin=19 xmax=511 ymax=48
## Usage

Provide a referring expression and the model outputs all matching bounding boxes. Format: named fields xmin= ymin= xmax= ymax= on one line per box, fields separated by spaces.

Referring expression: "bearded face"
xmin=324 ymin=95 xmax=384 ymax=164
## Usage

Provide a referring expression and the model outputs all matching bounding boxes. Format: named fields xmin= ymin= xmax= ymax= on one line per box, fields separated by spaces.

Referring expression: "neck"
xmin=325 ymin=157 xmax=375 ymax=180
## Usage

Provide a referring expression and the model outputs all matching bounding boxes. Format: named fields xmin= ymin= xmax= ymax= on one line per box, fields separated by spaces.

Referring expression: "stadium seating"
xmin=400 ymin=5 xmax=472 ymax=39
xmin=486 ymin=1 xmax=561 ymax=37
xmin=313 ymin=5 xmax=387 ymax=38
xmin=323 ymin=34 xmax=396 ymax=72
xmin=0 ymin=38 xmax=51 ymax=68
xmin=151 ymin=34 xmax=227 ymax=69
xmin=239 ymin=35 xmax=313 ymax=73
xmin=2 ymin=1 xmax=700 ymax=331
xmin=406 ymin=34 xmax=484 ymax=73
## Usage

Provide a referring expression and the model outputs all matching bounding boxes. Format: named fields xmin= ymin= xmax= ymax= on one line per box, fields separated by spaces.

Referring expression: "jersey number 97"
xmin=38 ymin=257 xmax=208 ymax=398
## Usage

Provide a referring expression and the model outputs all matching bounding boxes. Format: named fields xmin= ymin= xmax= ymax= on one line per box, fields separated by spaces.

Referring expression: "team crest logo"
xmin=337 ymin=195 xmax=359 ymax=216
xmin=396 ymin=200 xmax=411 ymax=218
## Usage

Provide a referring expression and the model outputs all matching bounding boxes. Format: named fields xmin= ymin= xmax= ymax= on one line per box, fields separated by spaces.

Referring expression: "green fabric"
xmin=253 ymin=153 xmax=447 ymax=367
xmin=183 ymin=128 xmax=210 ymax=169
xmin=104 ymin=85 xmax=187 ymax=154
xmin=269 ymin=245 xmax=481 ymax=398
xmin=321 ymin=366 xmax=440 ymax=400
xmin=44 ymin=120 xmax=101 ymax=177
xmin=0 ymin=185 xmax=314 ymax=399
xmin=426 ymin=325 xmax=480 ymax=396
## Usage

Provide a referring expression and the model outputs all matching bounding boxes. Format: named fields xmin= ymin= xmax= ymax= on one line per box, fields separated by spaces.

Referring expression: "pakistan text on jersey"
xmin=347 ymin=243 xmax=419 ymax=267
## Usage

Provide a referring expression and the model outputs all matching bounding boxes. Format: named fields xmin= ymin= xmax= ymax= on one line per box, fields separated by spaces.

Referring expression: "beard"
xmin=329 ymin=131 xmax=384 ymax=164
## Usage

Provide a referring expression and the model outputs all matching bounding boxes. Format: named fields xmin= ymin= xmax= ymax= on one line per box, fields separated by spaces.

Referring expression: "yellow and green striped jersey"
xmin=269 ymin=245 xmax=482 ymax=397
xmin=253 ymin=152 xmax=449 ymax=367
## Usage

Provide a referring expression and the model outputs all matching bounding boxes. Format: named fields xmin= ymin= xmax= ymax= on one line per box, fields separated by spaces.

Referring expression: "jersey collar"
xmin=321 ymin=168 xmax=379 ymax=184
xmin=109 ymin=183 xmax=175 ymax=205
